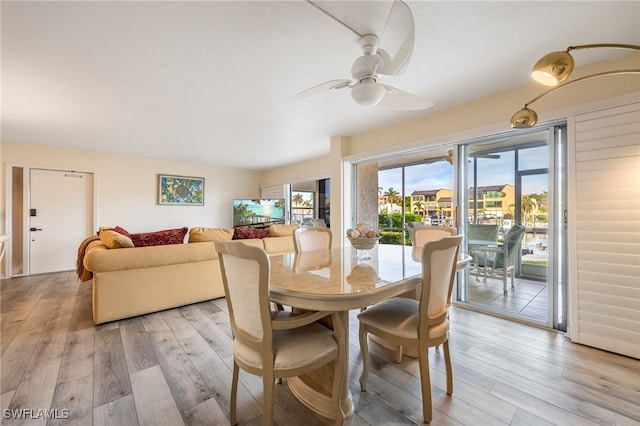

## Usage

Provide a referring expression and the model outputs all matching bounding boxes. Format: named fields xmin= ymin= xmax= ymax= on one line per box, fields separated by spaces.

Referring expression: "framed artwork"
xmin=158 ymin=174 xmax=204 ymax=205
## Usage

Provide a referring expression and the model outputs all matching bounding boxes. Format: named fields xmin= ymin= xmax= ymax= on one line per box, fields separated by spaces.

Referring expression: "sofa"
xmin=81 ymin=224 xmax=298 ymax=324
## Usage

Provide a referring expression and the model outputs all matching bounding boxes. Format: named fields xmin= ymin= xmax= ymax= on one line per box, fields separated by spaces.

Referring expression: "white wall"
xmin=1 ymin=142 xmax=261 ymax=232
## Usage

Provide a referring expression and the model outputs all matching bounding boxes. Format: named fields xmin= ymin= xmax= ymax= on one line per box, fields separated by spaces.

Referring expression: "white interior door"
xmin=29 ymin=169 xmax=93 ymax=274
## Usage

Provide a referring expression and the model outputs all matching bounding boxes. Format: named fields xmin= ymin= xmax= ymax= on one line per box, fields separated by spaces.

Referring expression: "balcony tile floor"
xmin=468 ymin=274 xmax=548 ymax=323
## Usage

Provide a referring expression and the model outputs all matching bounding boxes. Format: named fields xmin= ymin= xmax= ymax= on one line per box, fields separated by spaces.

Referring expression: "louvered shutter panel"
xmin=571 ymin=101 xmax=640 ymax=359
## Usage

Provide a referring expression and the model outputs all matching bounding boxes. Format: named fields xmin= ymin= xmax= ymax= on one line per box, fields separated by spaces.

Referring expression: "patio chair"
xmin=476 ymin=225 xmax=526 ymax=295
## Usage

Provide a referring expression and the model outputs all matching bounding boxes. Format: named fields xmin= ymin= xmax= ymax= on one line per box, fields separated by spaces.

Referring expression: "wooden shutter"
xmin=570 ymin=101 xmax=640 ymax=358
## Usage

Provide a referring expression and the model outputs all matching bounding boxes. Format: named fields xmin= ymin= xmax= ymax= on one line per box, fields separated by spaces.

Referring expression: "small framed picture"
xmin=158 ymin=174 xmax=204 ymax=205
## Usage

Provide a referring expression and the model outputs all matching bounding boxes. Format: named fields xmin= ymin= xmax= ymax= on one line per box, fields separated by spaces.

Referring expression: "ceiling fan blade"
xmin=377 ymin=84 xmax=434 ymax=110
xmin=377 ymin=0 xmax=415 ymax=75
xmin=288 ymin=79 xmax=352 ymax=102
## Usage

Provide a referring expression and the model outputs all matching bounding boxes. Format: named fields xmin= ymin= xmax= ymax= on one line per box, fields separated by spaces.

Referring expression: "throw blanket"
xmin=76 ymin=235 xmax=100 ymax=282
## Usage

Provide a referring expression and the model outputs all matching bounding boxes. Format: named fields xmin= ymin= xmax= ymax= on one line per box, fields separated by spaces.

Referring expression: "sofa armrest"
xmin=84 ymin=241 xmax=218 ymax=273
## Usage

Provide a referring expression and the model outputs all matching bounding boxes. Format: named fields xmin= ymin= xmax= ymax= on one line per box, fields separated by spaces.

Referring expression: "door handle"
xmin=30 ymin=227 xmax=43 ymax=231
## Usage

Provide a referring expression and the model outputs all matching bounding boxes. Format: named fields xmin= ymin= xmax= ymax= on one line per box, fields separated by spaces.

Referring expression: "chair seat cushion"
xmin=358 ymin=297 xmax=449 ymax=340
xmin=234 ymin=322 xmax=337 ymax=371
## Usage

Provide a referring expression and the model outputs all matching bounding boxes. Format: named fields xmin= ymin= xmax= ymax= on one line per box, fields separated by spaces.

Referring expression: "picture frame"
xmin=158 ymin=174 xmax=204 ymax=205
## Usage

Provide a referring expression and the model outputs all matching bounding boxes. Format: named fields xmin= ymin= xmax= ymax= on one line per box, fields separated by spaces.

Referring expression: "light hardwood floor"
xmin=1 ymin=271 xmax=639 ymax=425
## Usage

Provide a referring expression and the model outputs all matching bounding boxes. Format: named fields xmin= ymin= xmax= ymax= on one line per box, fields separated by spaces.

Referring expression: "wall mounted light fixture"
xmin=511 ymin=43 xmax=640 ymax=128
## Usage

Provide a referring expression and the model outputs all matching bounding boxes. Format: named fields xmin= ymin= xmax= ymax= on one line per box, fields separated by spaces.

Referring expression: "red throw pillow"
xmin=97 ymin=226 xmax=130 ymax=237
xmin=130 ymin=227 xmax=188 ymax=247
xmin=113 ymin=226 xmax=131 ymax=237
xmin=233 ymin=227 xmax=270 ymax=240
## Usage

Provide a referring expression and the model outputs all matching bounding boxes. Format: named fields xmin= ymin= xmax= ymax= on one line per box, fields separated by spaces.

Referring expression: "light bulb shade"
xmin=351 ymin=81 xmax=385 ymax=107
xmin=531 ymin=50 xmax=574 ymax=86
xmin=510 ymin=107 xmax=538 ymax=128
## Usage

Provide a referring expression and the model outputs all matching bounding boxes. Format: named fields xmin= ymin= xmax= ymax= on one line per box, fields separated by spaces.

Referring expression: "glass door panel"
xmin=457 ymin=128 xmax=563 ymax=329
xmin=518 ymin=172 xmax=549 ymax=322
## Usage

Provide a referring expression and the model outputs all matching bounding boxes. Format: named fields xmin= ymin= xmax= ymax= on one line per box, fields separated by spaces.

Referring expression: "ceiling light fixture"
xmin=351 ymin=78 xmax=386 ymax=107
xmin=511 ymin=43 xmax=640 ymax=128
xmin=511 ymin=70 xmax=640 ymax=128
xmin=531 ymin=43 xmax=640 ymax=86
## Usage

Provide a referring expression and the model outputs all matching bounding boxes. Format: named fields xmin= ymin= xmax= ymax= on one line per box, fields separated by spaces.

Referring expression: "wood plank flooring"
xmin=1 ymin=272 xmax=639 ymax=425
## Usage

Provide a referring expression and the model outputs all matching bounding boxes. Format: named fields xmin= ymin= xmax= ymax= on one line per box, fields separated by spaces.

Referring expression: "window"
xmin=291 ymin=191 xmax=314 ymax=224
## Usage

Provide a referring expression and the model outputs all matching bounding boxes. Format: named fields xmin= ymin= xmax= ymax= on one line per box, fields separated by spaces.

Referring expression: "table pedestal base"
xmin=285 ymin=310 xmax=353 ymax=423
xmin=287 ymin=375 xmax=353 ymax=422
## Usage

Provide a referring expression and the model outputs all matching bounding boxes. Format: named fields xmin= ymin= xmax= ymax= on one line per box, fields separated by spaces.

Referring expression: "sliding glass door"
xmin=456 ymin=125 xmax=567 ymax=330
xmin=352 ymin=125 xmax=567 ymax=330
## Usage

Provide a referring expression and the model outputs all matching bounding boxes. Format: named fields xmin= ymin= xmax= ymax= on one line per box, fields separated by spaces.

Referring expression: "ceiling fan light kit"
xmin=351 ymin=79 xmax=386 ymax=107
xmin=511 ymin=43 xmax=640 ymax=128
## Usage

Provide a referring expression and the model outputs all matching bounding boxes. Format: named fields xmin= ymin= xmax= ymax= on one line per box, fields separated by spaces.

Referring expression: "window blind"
xmin=571 ymin=101 xmax=640 ymax=359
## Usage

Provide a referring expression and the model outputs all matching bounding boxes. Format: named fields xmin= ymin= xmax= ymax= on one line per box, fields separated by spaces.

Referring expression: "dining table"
xmin=268 ymin=243 xmax=472 ymax=422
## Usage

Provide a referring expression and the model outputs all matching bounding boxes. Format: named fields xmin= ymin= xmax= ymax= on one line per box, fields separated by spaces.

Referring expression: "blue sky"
xmin=379 ymin=146 xmax=548 ymax=196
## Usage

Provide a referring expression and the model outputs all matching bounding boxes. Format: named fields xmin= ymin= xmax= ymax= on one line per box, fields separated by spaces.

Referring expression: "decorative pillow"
xmin=268 ymin=223 xmax=299 ymax=237
xmin=130 ymin=227 xmax=188 ymax=247
xmin=112 ymin=226 xmax=131 ymax=237
xmin=188 ymin=227 xmax=235 ymax=243
xmin=97 ymin=226 xmax=131 ymax=237
xmin=99 ymin=229 xmax=135 ymax=249
xmin=233 ymin=227 xmax=270 ymax=240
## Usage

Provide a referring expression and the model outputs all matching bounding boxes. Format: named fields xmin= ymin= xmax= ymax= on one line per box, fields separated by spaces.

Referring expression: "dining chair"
xmin=293 ymin=226 xmax=332 ymax=252
xmin=290 ymin=226 xmax=333 ymax=315
xmin=370 ymin=225 xmax=458 ymax=363
xmin=215 ymin=240 xmax=346 ymax=426
xmin=409 ymin=225 xmax=457 ymax=262
xmin=357 ymin=235 xmax=462 ymax=424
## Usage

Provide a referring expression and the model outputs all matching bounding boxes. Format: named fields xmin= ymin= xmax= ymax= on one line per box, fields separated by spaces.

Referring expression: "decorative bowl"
xmin=347 ymin=236 xmax=380 ymax=250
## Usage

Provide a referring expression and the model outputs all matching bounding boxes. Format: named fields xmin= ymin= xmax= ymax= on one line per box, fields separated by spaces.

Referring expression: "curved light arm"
xmin=524 ymin=69 xmax=640 ymax=108
xmin=512 ymin=69 xmax=640 ymax=128
xmin=567 ymin=43 xmax=640 ymax=53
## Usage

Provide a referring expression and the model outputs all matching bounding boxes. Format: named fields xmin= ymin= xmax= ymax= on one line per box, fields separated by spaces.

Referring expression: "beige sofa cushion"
xmin=99 ymin=229 xmax=135 ymax=249
xmin=268 ymin=223 xmax=299 ymax=237
xmin=262 ymin=236 xmax=294 ymax=255
xmin=188 ymin=227 xmax=235 ymax=243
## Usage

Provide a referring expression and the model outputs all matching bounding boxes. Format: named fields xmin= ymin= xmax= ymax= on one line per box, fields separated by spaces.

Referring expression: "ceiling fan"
xmin=290 ymin=0 xmax=434 ymax=110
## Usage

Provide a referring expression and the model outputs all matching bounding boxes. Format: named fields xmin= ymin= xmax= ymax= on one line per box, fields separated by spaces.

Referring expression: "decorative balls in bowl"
xmin=346 ymin=223 xmax=380 ymax=250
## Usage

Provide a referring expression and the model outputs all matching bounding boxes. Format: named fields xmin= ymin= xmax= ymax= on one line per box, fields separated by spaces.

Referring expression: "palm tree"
xmin=413 ymin=200 xmax=425 ymax=217
xmin=521 ymin=196 xmax=538 ymax=227
xmin=292 ymin=193 xmax=304 ymax=207
xmin=384 ymin=188 xmax=401 ymax=212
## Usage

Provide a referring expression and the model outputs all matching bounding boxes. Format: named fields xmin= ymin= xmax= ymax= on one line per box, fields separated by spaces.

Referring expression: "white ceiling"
xmin=2 ymin=1 xmax=639 ymax=171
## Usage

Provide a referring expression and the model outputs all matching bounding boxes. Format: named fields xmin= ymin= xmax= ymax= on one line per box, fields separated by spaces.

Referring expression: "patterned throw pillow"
xmin=98 ymin=225 xmax=131 ymax=237
xmin=130 ymin=227 xmax=188 ymax=247
xmin=99 ymin=230 xmax=135 ymax=249
xmin=233 ymin=227 xmax=270 ymax=240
